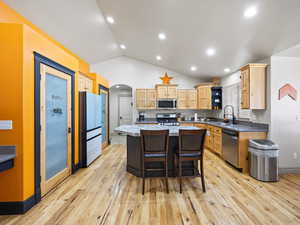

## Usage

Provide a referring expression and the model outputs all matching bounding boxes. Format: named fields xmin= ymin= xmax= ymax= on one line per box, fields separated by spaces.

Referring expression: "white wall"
xmin=92 ymin=56 xmax=205 ymax=124
xmin=91 ymin=56 xmax=204 ymax=89
xmin=217 ymin=58 xmax=271 ymax=124
xmin=270 ymin=56 xmax=300 ymax=169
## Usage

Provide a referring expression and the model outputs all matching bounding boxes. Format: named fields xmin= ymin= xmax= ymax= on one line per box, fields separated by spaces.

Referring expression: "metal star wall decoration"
xmin=160 ymin=72 xmax=173 ymax=84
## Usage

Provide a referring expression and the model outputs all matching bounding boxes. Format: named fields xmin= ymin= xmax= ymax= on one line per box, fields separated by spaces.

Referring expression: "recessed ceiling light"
xmin=158 ymin=33 xmax=166 ymax=40
xmin=156 ymin=55 xmax=162 ymax=61
xmin=190 ymin=66 xmax=197 ymax=71
xmin=106 ymin=16 xmax=115 ymax=24
xmin=244 ymin=6 xmax=257 ymax=18
xmin=224 ymin=68 xmax=231 ymax=73
xmin=116 ymin=85 xmax=120 ymax=88
xmin=206 ymin=48 xmax=216 ymax=56
xmin=120 ymin=44 xmax=126 ymax=49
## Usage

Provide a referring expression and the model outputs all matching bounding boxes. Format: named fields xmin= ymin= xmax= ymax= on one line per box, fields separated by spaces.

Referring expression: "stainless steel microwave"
xmin=157 ymin=99 xmax=177 ymax=109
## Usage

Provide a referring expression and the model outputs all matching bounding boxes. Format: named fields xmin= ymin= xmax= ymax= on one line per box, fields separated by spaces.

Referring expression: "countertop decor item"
xmin=160 ymin=72 xmax=173 ymax=84
xmin=279 ymin=83 xmax=297 ymax=101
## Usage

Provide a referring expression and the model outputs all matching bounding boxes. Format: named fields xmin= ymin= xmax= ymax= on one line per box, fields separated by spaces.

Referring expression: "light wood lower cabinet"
xmin=184 ymin=123 xmax=268 ymax=174
xmin=194 ymin=124 xmax=221 ymax=155
xmin=238 ymin=132 xmax=267 ymax=174
xmin=136 ymin=89 xmax=156 ymax=109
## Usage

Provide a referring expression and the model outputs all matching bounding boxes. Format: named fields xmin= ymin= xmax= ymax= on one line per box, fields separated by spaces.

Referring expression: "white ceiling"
xmin=3 ymin=0 xmax=121 ymax=63
xmin=276 ymin=44 xmax=300 ymax=57
xmin=4 ymin=0 xmax=300 ymax=77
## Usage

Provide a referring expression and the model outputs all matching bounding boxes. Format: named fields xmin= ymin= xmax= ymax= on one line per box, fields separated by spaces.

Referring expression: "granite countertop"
xmin=0 ymin=146 xmax=16 ymax=163
xmin=181 ymin=120 xmax=268 ymax=132
xmin=115 ymin=125 xmax=201 ymax=137
xmin=136 ymin=119 xmax=268 ymax=133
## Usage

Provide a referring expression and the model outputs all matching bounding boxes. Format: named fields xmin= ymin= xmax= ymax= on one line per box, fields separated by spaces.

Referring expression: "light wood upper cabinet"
xmin=167 ymin=86 xmax=178 ymax=99
xmin=240 ymin=64 xmax=267 ymax=109
xmin=156 ymin=86 xmax=168 ymax=99
xmin=146 ymin=89 xmax=156 ymax=109
xmin=187 ymin=90 xmax=197 ymax=109
xmin=156 ymin=85 xmax=178 ymax=99
xmin=177 ymin=89 xmax=197 ymax=109
xmin=196 ymin=84 xmax=213 ymax=109
xmin=136 ymin=89 xmax=147 ymax=109
xmin=79 ymin=74 xmax=93 ymax=92
xmin=136 ymin=89 xmax=156 ymax=109
xmin=177 ymin=90 xmax=187 ymax=109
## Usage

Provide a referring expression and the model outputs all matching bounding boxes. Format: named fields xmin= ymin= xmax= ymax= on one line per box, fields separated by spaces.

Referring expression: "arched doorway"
xmin=110 ymin=84 xmax=133 ymax=144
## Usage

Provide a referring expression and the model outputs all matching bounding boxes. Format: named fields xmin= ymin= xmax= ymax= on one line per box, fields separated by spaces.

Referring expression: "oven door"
xmin=157 ymin=100 xmax=176 ymax=109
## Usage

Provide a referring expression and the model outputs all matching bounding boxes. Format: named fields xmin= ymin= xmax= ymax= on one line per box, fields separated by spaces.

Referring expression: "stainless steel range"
xmin=156 ymin=113 xmax=179 ymax=126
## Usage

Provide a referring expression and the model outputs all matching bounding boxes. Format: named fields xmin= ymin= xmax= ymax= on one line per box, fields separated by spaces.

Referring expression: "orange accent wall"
xmin=0 ymin=23 xmax=24 ymax=201
xmin=0 ymin=1 xmax=109 ymax=202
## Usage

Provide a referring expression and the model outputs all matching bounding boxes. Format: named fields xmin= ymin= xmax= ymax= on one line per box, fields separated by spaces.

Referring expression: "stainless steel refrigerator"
xmin=79 ymin=92 xmax=102 ymax=167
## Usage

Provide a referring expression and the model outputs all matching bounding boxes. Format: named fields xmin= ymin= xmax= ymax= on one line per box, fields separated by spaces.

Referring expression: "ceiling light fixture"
xmin=158 ymin=33 xmax=166 ymax=40
xmin=190 ymin=66 xmax=197 ymax=71
xmin=106 ymin=16 xmax=115 ymax=24
xmin=224 ymin=68 xmax=231 ymax=73
xmin=206 ymin=48 xmax=216 ymax=56
xmin=120 ymin=44 xmax=126 ymax=50
xmin=116 ymin=85 xmax=120 ymax=88
xmin=156 ymin=55 xmax=162 ymax=61
xmin=244 ymin=6 xmax=257 ymax=18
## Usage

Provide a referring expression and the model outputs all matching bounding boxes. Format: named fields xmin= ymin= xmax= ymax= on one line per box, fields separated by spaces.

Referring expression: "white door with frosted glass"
xmin=118 ymin=96 xmax=132 ymax=126
xmin=40 ymin=64 xmax=72 ymax=197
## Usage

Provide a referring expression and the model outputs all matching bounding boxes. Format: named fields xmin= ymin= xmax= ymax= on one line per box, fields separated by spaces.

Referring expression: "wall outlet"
xmin=293 ymin=152 xmax=298 ymax=159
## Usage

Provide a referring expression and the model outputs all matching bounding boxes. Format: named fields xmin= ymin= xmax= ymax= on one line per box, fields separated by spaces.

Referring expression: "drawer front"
xmin=180 ymin=123 xmax=194 ymax=126
xmin=195 ymin=123 xmax=206 ymax=129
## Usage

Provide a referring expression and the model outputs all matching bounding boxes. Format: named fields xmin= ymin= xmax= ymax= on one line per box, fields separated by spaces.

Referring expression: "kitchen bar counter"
xmin=115 ymin=125 xmax=202 ymax=178
xmin=115 ymin=124 xmax=200 ymax=136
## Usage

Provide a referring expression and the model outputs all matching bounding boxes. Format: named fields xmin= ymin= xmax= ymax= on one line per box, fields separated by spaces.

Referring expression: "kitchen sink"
xmin=213 ymin=122 xmax=232 ymax=126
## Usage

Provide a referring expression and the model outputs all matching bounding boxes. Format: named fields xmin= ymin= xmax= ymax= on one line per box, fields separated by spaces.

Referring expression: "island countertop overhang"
xmin=114 ymin=125 xmax=201 ymax=137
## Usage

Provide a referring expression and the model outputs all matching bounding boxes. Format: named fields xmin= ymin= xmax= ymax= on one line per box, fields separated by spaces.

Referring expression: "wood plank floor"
xmin=1 ymin=144 xmax=300 ymax=225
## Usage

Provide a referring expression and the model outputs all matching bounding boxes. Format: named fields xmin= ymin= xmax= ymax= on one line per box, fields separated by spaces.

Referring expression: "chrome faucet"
xmin=224 ymin=105 xmax=237 ymax=124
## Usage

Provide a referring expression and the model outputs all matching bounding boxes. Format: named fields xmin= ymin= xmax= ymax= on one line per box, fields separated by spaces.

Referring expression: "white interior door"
xmin=119 ymin=96 xmax=132 ymax=126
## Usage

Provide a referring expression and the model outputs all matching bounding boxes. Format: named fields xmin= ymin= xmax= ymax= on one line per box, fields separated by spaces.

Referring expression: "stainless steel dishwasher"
xmin=222 ymin=129 xmax=239 ymax=168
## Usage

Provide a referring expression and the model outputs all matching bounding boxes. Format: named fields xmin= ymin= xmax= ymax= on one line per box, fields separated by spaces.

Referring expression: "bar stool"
xmin=140 ymin=129 xmax=169 ymax=195
xmin=175 ymin=129 xmax=207 ymax=193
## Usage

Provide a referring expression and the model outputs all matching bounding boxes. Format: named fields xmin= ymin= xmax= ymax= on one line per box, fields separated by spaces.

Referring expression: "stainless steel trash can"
xmin=249 ymin=139 xmax=279 ymax=182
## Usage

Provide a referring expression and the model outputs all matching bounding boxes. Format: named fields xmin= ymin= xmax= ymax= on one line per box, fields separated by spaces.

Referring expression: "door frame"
xmin=118 ymin=94 xmax=133 ymax=126
xmin=98 ymin=85 xmax=110 ymax=146
xmin=34 ymin=52 xmax=75 ymax=203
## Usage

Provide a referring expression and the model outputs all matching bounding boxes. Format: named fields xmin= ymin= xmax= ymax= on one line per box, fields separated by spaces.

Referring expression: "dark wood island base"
xmin=126 ymin=135 xmax=199 ymax=178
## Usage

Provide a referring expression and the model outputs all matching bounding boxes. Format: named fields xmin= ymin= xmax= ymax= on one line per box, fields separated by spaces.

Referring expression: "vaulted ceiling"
xmin=4 ymin=0 xmax=300 ymax=77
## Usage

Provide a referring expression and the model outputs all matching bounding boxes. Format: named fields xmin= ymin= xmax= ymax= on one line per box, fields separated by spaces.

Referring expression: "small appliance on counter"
xmin=156 ymin=113 xmax=179 ymax=126
xmin=138 ymin=112 xmax=145 ymax=121
xmin=194 ymin=113 xmax=198 ymax=121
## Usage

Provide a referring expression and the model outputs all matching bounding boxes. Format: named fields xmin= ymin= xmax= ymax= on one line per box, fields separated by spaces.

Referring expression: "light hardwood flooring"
xmin=1 ymin=144 xmax=300 ymax=225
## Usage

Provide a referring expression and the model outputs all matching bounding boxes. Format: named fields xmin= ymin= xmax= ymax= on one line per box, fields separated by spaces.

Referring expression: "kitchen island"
xmin=115 ymin=125 xmax=202 ymax=177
